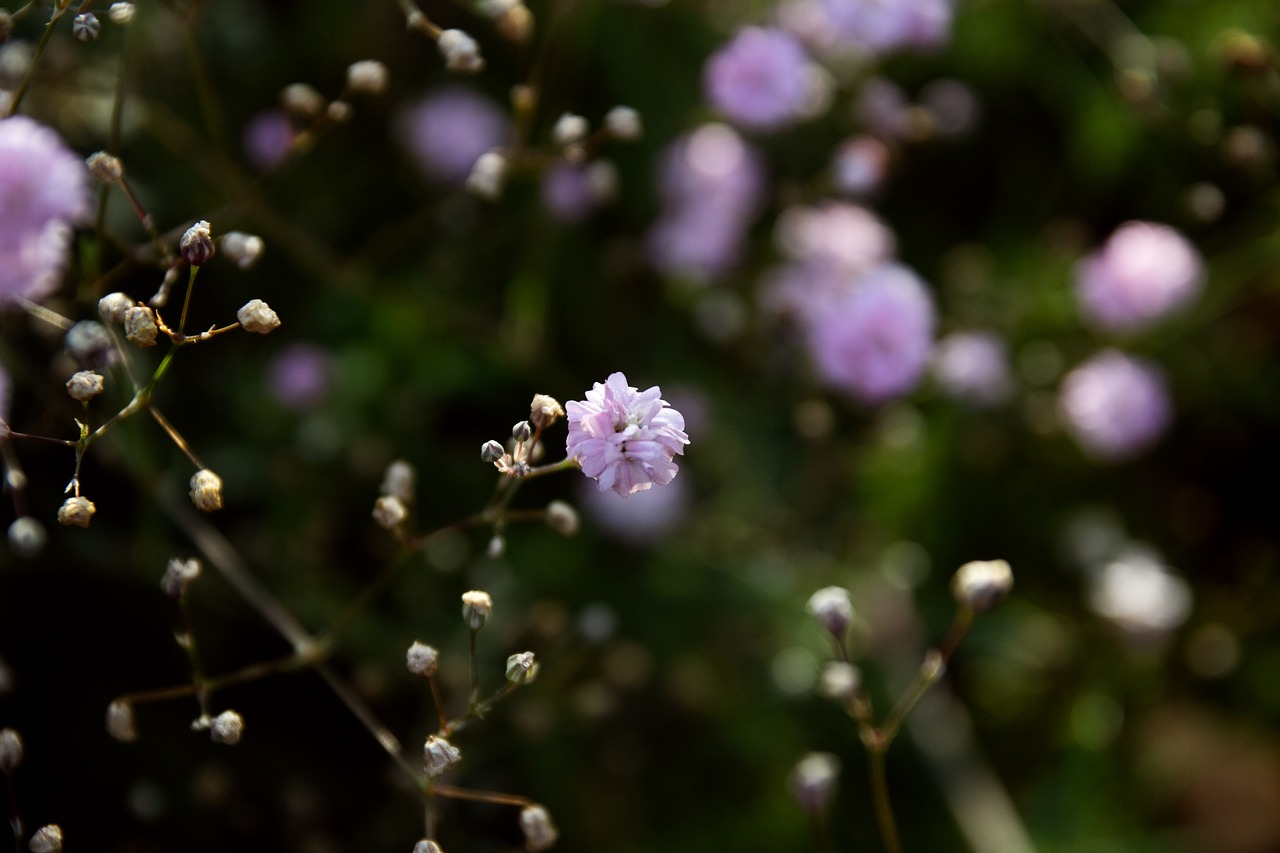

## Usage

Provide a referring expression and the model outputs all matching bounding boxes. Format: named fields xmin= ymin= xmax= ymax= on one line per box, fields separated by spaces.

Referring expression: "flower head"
xmin=1058 ymin=350 xmax=1171 ymax=461
xmin=566 ymin=373 xmax=690 ymax=498
xmin=703 ymin=27 xmax=819 ymax=131
xmin=1075 ymin=221 xmax=1205 ymax=333
xmin=398 ymin=87 xmax=509 ymax=185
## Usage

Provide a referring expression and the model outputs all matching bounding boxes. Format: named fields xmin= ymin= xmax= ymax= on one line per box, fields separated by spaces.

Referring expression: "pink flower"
xmin=566 ymin=373 xmax=690 ymax=498
xmin=1075 ymin=221 xmax=1204 ymax=333
xmin=703 ymin=27 xmax=816 ymax=131
xmin=1058 ymin=350 xmax=1171 ymax=461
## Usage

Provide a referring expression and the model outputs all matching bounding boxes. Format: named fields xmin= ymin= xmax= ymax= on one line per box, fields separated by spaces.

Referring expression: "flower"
xmin=566 ymin=373 xmax=690 ymax=498
xmin=398 ymin=87 xmax=510 ymax=185
xmin=821 ymin=0 xmax=953 ymax=55
xmin=931 ymin=331 xmax=1014 ymax=406
xmin=0 ymin=116 xmax=92 ymax=305
xmin=1075 ymin=221 xmax=1205 ymax=333
xmin=242 ymin=109 xmax=295 ymax=172
xmin=703 ymin=27 xmax=819 ymax=131
xmin=1058 ymin=350 xmax=1171 ymax=461
xmin=267 ymin=343 xmax=333 ymax=410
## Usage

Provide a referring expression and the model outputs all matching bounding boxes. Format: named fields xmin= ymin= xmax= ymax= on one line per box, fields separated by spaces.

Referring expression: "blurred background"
xmin=2 ymin=0 xmax=1279 ymax=850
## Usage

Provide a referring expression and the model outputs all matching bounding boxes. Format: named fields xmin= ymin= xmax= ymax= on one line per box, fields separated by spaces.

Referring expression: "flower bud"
xmin=604 ymin=106 xmax=642 ymax=141
xmin=0 ymin=728 xmax=22 ymax=773
xmin=86 ymin=151 xmax=123 ymax=183
xmin=790 ymin=752 xmax=840 ymax=814
xmin=180 ymin=220 xmax=215 ymax=266
xmin=406 ymin=642 xmax=439 ymax=677
xmin=552 ymin=112 xmax=589 ymax=147
xmin=413 ymin=842 xmax=444 ymax=853
xmin=461 ymin=590 xmax=493 ymax=630
xmin=66 ymin=320 xmax=116 ymax=370
xmin=512 ymin=420 xmax=533 ymax=443
xmin=373 ymin=495 xmax=408 ymax=530
xmin=124 ymin=305 xmax=159 ymax=347
xmin=817 ymin=661 xmax=861 ymax=702
xmin=7 ymin=517 xmax=47 ymax=557
xmin=346 ymin=60 xmax=389 ymax=96
xmin=220 ymin=232 xmax=264 ymax=269
xmin=529 ymin=394 xmax=564 ymax=429
xmin=481 ymin=440 xmax=505 ymax=463
xmin=73 ymin=11 xmax=101 ymax=41
xmin=380 ymin=459 xmax=416 ymax=502
xmin=57 ymin=496 xmax=96 ymax=528
xmin=237 ymin=299 xmax=281 ymax=334
xmin=326 ymin=100 xmax=353 ymax=123
xmin=281 ymin=83 xmax=326 ymax=122
xmin=66 ymin=370 xmax=104 ymax=402
xmin=519 ymin=804 xmax=559 ymax=852
xmin=189 ymin=469 xmax=223 ymax=512
xmin=545 ymin=500 xmax=579 ymax=537
xmin=951 ymin=559 xmax=1013 ymax=614
xmin=108 ymin=3 xmax=136 ymax=24
xmin=465 ymin=151 xmax=507 ymax=200
xmin=486 ymin=533 xmax=506 ymax=557
xmin=806 ymin=586 xmax=854 ymax=638
xmin=494 ymin=4 xmax=533 ymax=43
xmin=28 ymin=825 xmax=62 ymax=853
xmin=160 ymin=557 xmax=201 ymax=598
xmin=437 ymin=29 xmax=484 ymax=72
xmin=106 ymin=700 xmax=137 ymax=742
xmin=209 ymin=709 xmax=244 ymax=745
xmin=505 ymin=651 xmax=536 ymax=685
xmin=98 ymin=291 xmax=134 ymax=325
xmin=423 ymin=734 xmax=461 ymax=777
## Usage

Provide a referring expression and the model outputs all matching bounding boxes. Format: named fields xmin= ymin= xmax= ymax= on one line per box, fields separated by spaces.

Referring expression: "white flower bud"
xmin=66 ymin=320 xmax=115 ymax=368
xmin=545 ymin=500 xmax=579 ymax=537
xmin=346 ymin=59 xmax=388 ymax=96
xmin=481 ymin=440 xmax=505 ymax=463
xmin=604 ymin=106 xmax=642 ymax=141
xmin=790 ymin=752 xmax=840 ymax=814
xmin=189 ymin=469 xmax=223 ymax=512
xmin=98 ymin=291 xmax=134 ymax=324
xmin=220 ymin=232 xmax=264 ymax=270
xmin=237 ymin=299 xmax=281 ymax=334
xmin=0 ymin=727 xmax=23 ymax=773
xmin=423 ymin=735 xmax=461 ymax=777
xmin=406 ymin=641 xmax=439 ymax=677
xmin=281 ymin=83 xmax=326 ymax=121
xmin=28 ymin=824 xmax=62 ymax=853
xmin=465 ymin=151 xmax=507 ymax=200
xmin=180 ymin=220 xmax=215 ymax=266
xmin=529 ymin=394 xmax=564 ymax=429
xmin=124 ymin=305 xmax=159 ymax=347
xmin=519 ymin=804 xmax=559 ymax=852
xmin=512 ymin=420 xmax=533 ymax=443
xmin=86 ymin=151 xmax=123 ymax=183
xmin=380 ymin=459 xmax=416 ymax=502
xmin=412 ymin=841 xmax=444 ymax=853
xmin=66 ymin=370 xmax=104 ymax=402
xmin=806 ymin=586 xmax=854 ymax=638
xmin=73 ymin=12 xmax=101 ymax=41
xmin=57 ymin=496 xmax=96 ymax=528
xmin=160 ymin=557 xmax=201 ymax=598
xmin=437 ymin=29 xmax=484 ymax=72
xmin=505 ymin=651 xmax=536 ymax=685
xmin=108 ymin=2 xmax=135 ymax=24
xmin=8 ymin=517 xmax=47 ymax=557
xmin=486 ymin=533 xmax=506 ymax=558
xmin=373 ymin=495 xmax=408 ymax=530
xmin=817 ymin=661 xmax=862 ymax=701
xmin=461 ymin=590 xmax=493 ymax=630
xmin=106 ymin=700 xmax=137 ymax=742
xmin=552 ymin=112 xmax=589 ymax=147
xmin=951 ymin=559 xmax=1013 ymax=614
xmin=209 ymin=710 xmax=244 ymax=745
xmin=326 ymin=100 xmax=353 ymax=123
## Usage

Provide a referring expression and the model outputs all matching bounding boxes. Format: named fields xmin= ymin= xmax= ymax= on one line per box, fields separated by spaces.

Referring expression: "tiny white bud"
xmin=951 ymin=559 xmax=1014 ymax=614
xmin=806 ymin=586 xmax=854 ymax=638
xmin=486 ymin=533 xmax=506 ymax=557
xmin=66 ymin=370 xmax=104 ymax=402
xmin=108 ymin=2 xmax=136 ymax=24
xmin=73 ymin=11 xmax=101 ymax=41
xmin=326 ymin=100 xmax=353 ymax=123
xmin=552 ymin=112 xmax=589 ymax=147
xmin=465 ymin=151 xmax=507 ymax=200
xmin=529 ymin=394 xmax=564 ymax=429
xmin=220 ymin=232 xmax=265 ymax=270
xmin=98 ymin=291 xmax=134 ymax=324
xmin=28 ymin=824 xmax=63 ymax=853
xmin=209 ymin=710 xmax=244 ymax=745
xmin=189 ymin=469 xmax=223 ymax=512
xmin=0 ymin=728 xmax=23 ymax=773
xmin=106 ymin=700 xmax=138 ymax=742
xmin=380 ymin=459 xmax=416 ymax=502
xmin=412 ymin=841 xmax=444 ymax=853
xmin=423 ymin=734 xmax=462 ymax=777
xmin=7 ymin=517 xmax=47 ymax=557
xmin=406 ymin=641 xmax=439 ymax=677
xmin=545 ymin=500 xmax=579 ymax=537
xmin=604 ymin=106 xmax=642 ymax=141
xmin=160 ymin=557 xmax=201 ymax=598
xmin=790 ymin=752 xmax=840 ymax=814
xmin=123 ymin=305 xmax=159 ymax=347
xmin=505 ymin=651 xmax=536 ymax=685
xmin=281 ymin=83 xmax=326 ymax=121
xmin=86 ymin=151 xmax=123 ymax=183
xmin=237 ymin=299 xmax=281 ymax=334
xmin=346 ymin=59 xmax=389 ymax=96
xmin=519 ymin=804 xmax=559 ymax=852
xmin=481 ymin=440 xmax=506 ymax=463
xmin=180 ymin=220 xmax=215 ymax=266
xmin=817 ymin=661 xmax=862 ymax=701
xmin=512 ymin=420 xmax=533 ymax=443
xmin=373 ymin=495 xmax=408 ymax=530
xmin=461 ymin=590 xmax=493 ymax=630
xmin=437 ymin=29 xmax=484 ymax=72
xmin=57 ymin=496 xmax=96 ymax=528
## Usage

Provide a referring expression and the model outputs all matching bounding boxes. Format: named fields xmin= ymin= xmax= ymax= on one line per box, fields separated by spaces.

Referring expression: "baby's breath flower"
xmin=209 ymin=710 xmax=244 ymax=745
xmin=237 ymin=299 xmax=281 ymax=334
xmin=346 ymin=60 xmax=389 ymax=96
xmin=480 ymin=440 xmax=505 ymax=463
xmin=519 ymin=804 xmax=559 ymax=852
xmin=423 ymin=735 xmax=461 ymax=777
xmin=437 ymin=29 xmax=484 ymax=72
xmin=220 ymin=232 xmax=264 ymax=269
xmin=65 ymin=321 xmax=115 ymax=369
xmin=505 ymin=651 xmax=536 ymax=685
xmin=7 ymin=517 xmax=47 ymax=557
xmin=413 ymin=842 xmax=444 ymax=853
xmin=951 ymin=559 xmax=1013 ymax=614
xmin=123 ymin=305 xmax=158 ymax=347
xmin=461 ymin=590 xmax=493 ymax=630
xmin=72 ymin=11 xmax=101 ymax=41
xmin=65 ymin=370 xmax=104 ymax=402
xmin=552 ymin=113 xmax=589 ymax=147
xmin=98 ymin=292 xmax=133 ymax=324
xmin=373 ymin=495 xmax=408 ymax=530
xmin=86 ymin=151 xmax=123 ymax=183
xmin=281 ymin=83 xmax=326 ymax=122
xmin=512 ymin=420 xmax=533 ymax=443
xmin=790 ymin=752 xmax=840 ymax=814
xmin=465 ymin=150 xmax=507 ymax=200
xmin=161 ymin=557 xmax=201 ymax=598
xmin=189 ymin=469 xmax=223 ymax=512
xmin=380 ymin=459 xmax=416 ymax=502
xmin=806 ymin=586 xmax=853 ymax=638
xmin=817 ymin=661 xmax=862 ymax=701
xmin=604 ymin=106 xmax=642 ymax=140
xmin=180 ymin=220 xmax=215 ymax=266
xmin=530 ymin=394 xmax=564 ymax=429
xmin=108 ymin=3 xmax=135 ymax=24
xmin=406 ymin=641 xmax=439 ymax=677
xmin=28 ymin=825 xmax=62 ymax=853
xmin=106 ymin=700 xmax=137 ymax=742
xmin=57 ymin=496 xmax=96 ymax=528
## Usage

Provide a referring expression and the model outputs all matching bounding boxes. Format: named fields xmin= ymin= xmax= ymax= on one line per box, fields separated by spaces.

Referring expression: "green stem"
xmin=868 ymin=746 xmax=902 ymax=853
xmin=5 ymin=2 xmax=66 ymax=117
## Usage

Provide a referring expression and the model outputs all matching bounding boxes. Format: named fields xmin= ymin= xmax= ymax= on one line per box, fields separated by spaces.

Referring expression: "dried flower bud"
xmin=406 ymin=641 xmax=439 ymax=677
xmin=73 ymin=11 xmax=101 ymax=41
xmin=57 ymin=496 xmax=96 ymax=528
xmin=437 ymin=29 xmax=484 ymax=72
xmin=189 ymin=469 xmax=223 ymax=512
xmin=346 ymin=59 xmax=389 ymax=96
xmin=505 ymin=651 xmax=536 ymax=685
xmin=529 ymin=394 xmax=564 ymax=429
xmin=380 ymin=459 xmax=416 ymax=502
xmin=105 ymin=700 xmax=137 ymax=742
xmin=220 ymin=232 xmax=264 ymax=269
xmin=423 ymin=735 xmax=462 ymax=777
xmin=465 ymin=150 xmax=507 ymax=200
xmin=481 ymin=440 xmax=506 ymax=463
xmin=552 ymin=112 xmax=589 ymax=147
xmin=461 ymin=590 xmax=493 ymax=630
xmin=281 ymin=83 xmax=326 ymax=122
xmin=28 ymin=824 xmax=62 ymax=853
xmin=373 ymin=495 xmax=408 ymax=530
xmin=604 ymin=106 xmax=642 ymax=141
xmin=66 ymin=320 xmax=116 ymax=369
xmin=160 ymin=557 xmax=201 ymax=598
xmin=108 ymin=3 xmax=136 ymax=24
xmin=806 ymin=586 xmax=854 ymax=638
xmin=512 ymin=420 xmax=533 ymax=443
xmin=951 ymin=559 xmax=1014 ymax=614
xmin=236 ymin=299 xmax=280 ymax=334
xmin=180 ymin=220 xmax=215 ymax=266
xmin=545 ymin=500 xmax=579 ymax=537
xmin=519 ymin=805 xmax=559 ymax=852
xmin=413 ymin=842 xmax=444 ymax=853
xmin=98 ymin=291 xmax=134 ymax=325
xmin=817 ymin=661 xmax=861 ymax=701
xmin=8 ymin=517 xmax=47 ymax=557
xmin=0 ymin=728 xmax=22 ymax=773
xmin=124 ymin=305 xmax=159 ymax=347
xmin=66 ymin=370 xmax=104 ymax=402
xmin=790 ymin=752 xmax=840 ymax=814
xmin=86 ymin=151 xmax=123 ymax=183
xmin=209 ymin=710 xmax=244 ymax=744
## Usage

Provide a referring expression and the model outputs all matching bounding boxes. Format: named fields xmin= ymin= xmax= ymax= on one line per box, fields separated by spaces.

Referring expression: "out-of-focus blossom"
xmin=0 ymin=116 xmax=91 ymax=305
xmin=1088 ymin=545 xmax=1191 ymax=636
xmin=579 ymin=472 xmax=689 ymax=543
xmin=398 ymin=87 xmax=510 ymax=185
xmin=1075 ymin=221 xmax=1205 ymax=333
xmin=832 ymin=135 xmax=891 ymax=196
xmin=932 ymin=331 xmax=1014 ymax=406
xmin=540 ymin=161 xmax=612 ymax=223
xmin=919 ymin=78 xmax=981 ymax=137
xmin=854 ymin=77 xmax=911 ymax=139
xmin=821 ymin=0 xmax=952 ymax=54
xmin=1058 ymin=350 xmax=1171 ymax=461
xmin=267 ymin=343 xmax=334 ymax=410
xmin=703 ymin=27 xmax=822 ymax=131
xmin=566 ymin=372 xmax=690 ymax=497
xmin=242 ymin=109 xmax=295 ymax=172
xmin=774 ymin=201 xmax=895 ymax=277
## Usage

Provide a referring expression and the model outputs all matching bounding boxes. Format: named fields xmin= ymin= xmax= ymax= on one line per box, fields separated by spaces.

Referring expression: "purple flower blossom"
xmin=832 ymin=135 xmax=891 ymax=196
xmin=566 ymin=373 xmax=690 ymax=498
xmin=932 ymin=331 xmax=1014 ymax=406
xmin=1075 ymin=221 xmax=1205 ymax=333
xmin=774 ymin=202 xmax=895 ymax=276
xmin=242 ymin=109 xmax=295 ymax=172
xmin=541 ymin=161 xmax=605 ymax=223
xmin=398 ymin=86 xmax=510 ymax=185
xmin=267 ymin=343 xmax=334 ymax=410
xmin=703 ymin=27 xmax=817 ymax=131
xmin=806 ymin=264 xmax=937 ymax=404
xmin=579 ymin=474 xmax=689 ymax=544
xmin=0 ymin=116 xmax=91 ymax=305
xmin=821 ymin=0 xmax=953 ymax=54
xmin=1058 ymin=350 xmax=1171 ymax=461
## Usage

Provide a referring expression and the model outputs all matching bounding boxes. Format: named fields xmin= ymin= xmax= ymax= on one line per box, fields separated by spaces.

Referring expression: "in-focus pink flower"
xmin=566 ymin=373 xmax=690 ymax=498
xmin=1075 ymin=221 xmax=1205 ymax=333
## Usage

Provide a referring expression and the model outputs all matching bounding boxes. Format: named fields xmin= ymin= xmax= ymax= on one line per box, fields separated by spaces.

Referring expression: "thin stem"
xmin=177 ymin=593 xmax=210 ymax=719
xmin=148 ymin=406 xmax=205 ymax=470
xmin=868 ymin=746 xmax=902 ymax=853
xmin=428 ymin=676 xmax=449 ymax=732
xmin=5 ymin=2 xmax=65 ymax=117
xmin=468 ymin=630 xmax=479 ymax=704
xmin=176 ymin=266 xmax=199 ymax=337
xmin=878 ymin=651 xmax=946 ymax=745
xmin=313 ymin=661 xmax=420 ymax=783
xmin=430 ymin=784 xmax=531 ymax=808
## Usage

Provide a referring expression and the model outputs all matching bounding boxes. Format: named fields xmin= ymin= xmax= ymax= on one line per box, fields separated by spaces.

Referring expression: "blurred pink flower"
xmin=398 ymin=86 xmax=510 ymax=185
xmin=1058 ymin=350 xmax=1171 ymax=461
xmin=703 ymin=27 xmax=816 ymax=131
xmin=566 ymin=373 xmax=690 ymax=497
xmin=1075 ymin=221 xmax=1205 ymax=333
xmin=267 ymin=343 xmax=334 ymax=410
xmin=822 ymin=0 xmax=953 ymax=54
xmin=242 ymin=109 xmax=295 ymax=172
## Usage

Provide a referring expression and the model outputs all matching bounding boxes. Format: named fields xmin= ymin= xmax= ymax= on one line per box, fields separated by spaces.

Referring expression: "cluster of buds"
xmin=436 ymin=29 xmax=484 ymax=72
xmin=481 ymin=394 xmax=564 ymax=478
xmin=191 ymin=709 xmax=244 ymax=745
xmin=373 ymin=458 xmax=417 ymax=533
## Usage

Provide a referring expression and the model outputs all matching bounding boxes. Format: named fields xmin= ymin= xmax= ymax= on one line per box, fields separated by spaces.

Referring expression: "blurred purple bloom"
xmin=703 ymin=27 xmax=816 ymax=131
xmin=0 ymin=116 xmax=91 ymax=305
xmin=832 ymin=135 xmax=891 ymax=196
xmin=566 ymin=372 xmax=690 ymax=498
xmin=579 ymin=473 xmax=689 ymax=544
xmin=855 ymin=78 xmax=911 ymax=139
xmin=806 ymin=264 xmax=936 ymax=404
xmin=919 ymin=78 xmax=981 ymax=137
xmin=268 ymin=343 xmax=334 ymax=410
xmin=774 ymin=201 xmax=895 ymax=276
xmin=243 ymin=109 xmax=295 ymax=172
xmin=1058 ymin=350 xmax=1171 ymax=461
xmin=398 ymin=86 xmax=510 ymax=185
xmin=821 ymin=0 xmax=952 ymax=54
xmin=1075 ymin=221 xmax=1205 ymax=333
xmin=932 ymin=331 xmax=1014 ymax=406
xmin=541 ymin=162 xmax=598 ymax=223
